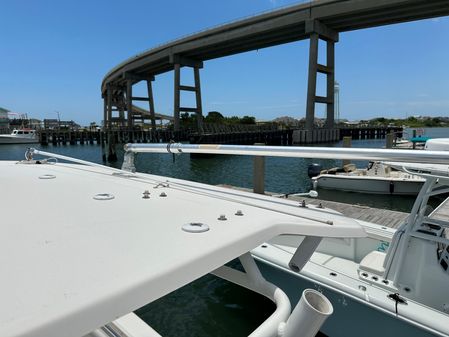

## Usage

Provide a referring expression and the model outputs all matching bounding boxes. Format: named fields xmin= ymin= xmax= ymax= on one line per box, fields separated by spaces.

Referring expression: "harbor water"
xmin=2 ymin=127 xmax=448 ymax=336
xmin=0 ymin=137 xmax=427 ymax=212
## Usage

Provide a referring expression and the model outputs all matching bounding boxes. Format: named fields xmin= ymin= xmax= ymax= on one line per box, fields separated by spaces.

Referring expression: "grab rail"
xmin=123 ymin=143 xmax=449 ymax=165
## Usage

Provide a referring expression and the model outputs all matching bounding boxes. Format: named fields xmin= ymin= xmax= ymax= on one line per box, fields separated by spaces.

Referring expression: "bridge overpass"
xmin=102 ymin=0 xmax=449 ymax=144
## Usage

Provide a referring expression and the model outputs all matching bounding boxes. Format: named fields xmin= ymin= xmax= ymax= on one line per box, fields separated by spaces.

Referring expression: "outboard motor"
xmin=308 ymin=163 xmax=322 ymax=178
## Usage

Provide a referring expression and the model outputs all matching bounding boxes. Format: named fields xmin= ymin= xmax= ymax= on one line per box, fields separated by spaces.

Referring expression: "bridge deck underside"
xmin=102 ymin=0 xmax=449 ymax=91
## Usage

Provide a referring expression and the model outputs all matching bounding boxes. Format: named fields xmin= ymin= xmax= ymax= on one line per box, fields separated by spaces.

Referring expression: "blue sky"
xmin=1 ymin=0 xmax=448 ymax=125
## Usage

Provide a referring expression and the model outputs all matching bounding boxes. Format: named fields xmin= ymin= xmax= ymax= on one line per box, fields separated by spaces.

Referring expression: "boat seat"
xmin=359 ymin=251 xmax=386 ymax=275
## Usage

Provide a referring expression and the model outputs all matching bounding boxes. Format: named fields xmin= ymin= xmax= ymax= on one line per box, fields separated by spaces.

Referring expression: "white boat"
xmin=120 ymin=143 xmax=449 ymax=337
xmin=393 ymin=138 xmax=413 ymax=148
xmin=311 ymin=138 xmax=449 ymax=196
xmin=426 ymin=138 xmax=449 ymax=151
xmin=0 ymin=147 xmax=363 ymax=337
xmin=0 ymin=128 xmax=39 ymax=144
xmin=255 ymin=165 xmax=449 ymax=337
xmin=2 ymin=144 xmax=449 ymax=337
xmin=311 ymin=161 xmax=425 ymax=195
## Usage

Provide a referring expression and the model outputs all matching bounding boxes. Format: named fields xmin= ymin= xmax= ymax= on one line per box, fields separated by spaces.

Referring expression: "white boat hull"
xmin=0 ymin=135 xmax=39 ymax=144
xmin=312 ymin=174 xmax=424 ymax=195
xmin=255 ymin=259 xmax=441 ymax=337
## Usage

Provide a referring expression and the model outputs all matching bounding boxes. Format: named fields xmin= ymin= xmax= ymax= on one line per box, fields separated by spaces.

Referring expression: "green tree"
xmin=205 ymin=111 xmax=224 ymax=123
xmin=180 ymin=112 xmax=197 ymax=128
xmin=240 ymin=116 xmax=256 ymax=124
xmin=225 ymin=116 xmax=241 ymax=124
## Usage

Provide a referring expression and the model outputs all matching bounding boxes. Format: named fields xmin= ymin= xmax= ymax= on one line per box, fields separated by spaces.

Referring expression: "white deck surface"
xmin=0 ymin=161 xmax=365 ymax=337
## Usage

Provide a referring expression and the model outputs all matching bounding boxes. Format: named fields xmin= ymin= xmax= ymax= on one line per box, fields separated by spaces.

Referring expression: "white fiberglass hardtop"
xmin=0 ymin=151 xmax=364 ymax=337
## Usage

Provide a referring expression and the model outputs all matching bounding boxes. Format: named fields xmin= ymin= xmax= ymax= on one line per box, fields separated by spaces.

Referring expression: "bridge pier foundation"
xmin=305 ymin=20 xmax=338 ymax=143
xmin=171 ymin=55 xmax=204 ymax=134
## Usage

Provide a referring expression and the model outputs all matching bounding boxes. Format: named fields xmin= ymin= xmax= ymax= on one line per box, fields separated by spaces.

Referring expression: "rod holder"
xmin=282 ymin=289 xmax=333 ymax=337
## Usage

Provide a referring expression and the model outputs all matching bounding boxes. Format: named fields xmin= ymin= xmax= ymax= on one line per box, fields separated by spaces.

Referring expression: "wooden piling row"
xmin=38 ymin=126 xmax=402 ymax=147
xmin=189 ymin=130 xmax=294 ymax=146
xmin=39 ymin=130 xmax=104 ymax=146
xmin=38 ymin=129 xmax=185 ymax=146
xmin=339 ymin=127 xmax=402 ymax=140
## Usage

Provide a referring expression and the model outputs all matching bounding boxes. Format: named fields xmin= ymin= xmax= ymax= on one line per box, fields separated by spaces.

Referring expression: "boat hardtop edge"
xmin=1 ymin=149 xmax=365 ymax=337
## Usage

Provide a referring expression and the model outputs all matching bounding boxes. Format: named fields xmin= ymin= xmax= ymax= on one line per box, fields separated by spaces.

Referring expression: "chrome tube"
xmin=124 ymin=143 xmax=449 ymax=164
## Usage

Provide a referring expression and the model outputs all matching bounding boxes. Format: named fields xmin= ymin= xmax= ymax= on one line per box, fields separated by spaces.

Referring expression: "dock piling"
xmin=253 ymin=143 xmax=265 ymax=195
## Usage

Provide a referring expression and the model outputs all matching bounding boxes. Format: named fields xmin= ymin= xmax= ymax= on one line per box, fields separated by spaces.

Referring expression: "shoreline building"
xmin=0 ymin=108 xmax=10 ymax=133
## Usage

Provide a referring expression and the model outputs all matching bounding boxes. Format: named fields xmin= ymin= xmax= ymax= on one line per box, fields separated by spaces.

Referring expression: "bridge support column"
xmin=305 ymin=20 xmax=338 ymax=143
xmin=103 ymin=93 xmax=107 ymax=131
xmin=126 ymin=80 xmax=133 ymax=130
xmin=305 ymin=33 xmax=318 ymax=136
xmin=111 ymin=73 xmax=156 ymax=134
xmin=174 ymin=63 xmax=181 ymax=132
xmin=106 ymin=85 xmax=113 ymax=130
xmin=326 ymin=40 xmax=335 ymax=128
xmin=194 ymin=66 xmax=204 ymax=134
xmin=105 ymin=85 xmax=117 ymax=161
xmin=171 ymin=55 xmax=204 ymax=134
xmin=146 ymin=79 xmax=157 ymax=132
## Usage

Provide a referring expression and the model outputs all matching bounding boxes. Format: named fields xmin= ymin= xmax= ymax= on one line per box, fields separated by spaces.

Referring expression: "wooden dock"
xmin=431 ymin=197 xmax=449 ymax=222
xmin=292 ymin=196 xmax=409 ymax=229
xmin=220 ymin=185 xmax=410 ymax=229
xmin=222 ymin=184 xmax=449 ymax=230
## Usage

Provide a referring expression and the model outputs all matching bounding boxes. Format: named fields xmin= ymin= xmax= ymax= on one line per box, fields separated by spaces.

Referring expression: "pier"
xmin=38 ymin=129 xmax=178 ymax=146
xmin=37 ymin=125 xmax=401 ymax=146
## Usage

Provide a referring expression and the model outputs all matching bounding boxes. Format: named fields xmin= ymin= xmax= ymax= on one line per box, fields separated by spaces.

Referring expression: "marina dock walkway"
xmin=221 ymin=185 xmax=410 ymax=229
xmin=432 ymin=197 xmax=449 ymax=222
xmin=285 ymin=193 xmax=449 ymax=229
xmin=222 ymin=185 xmax=449 ymax=230
xmin=294 ymin=197 xmax=409 ymax=229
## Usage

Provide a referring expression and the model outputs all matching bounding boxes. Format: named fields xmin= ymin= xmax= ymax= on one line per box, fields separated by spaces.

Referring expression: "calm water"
xmin=0 ymin=137 xmax=427 ymax=212
xmin=2 ymin=127 xmax=448 ymax=336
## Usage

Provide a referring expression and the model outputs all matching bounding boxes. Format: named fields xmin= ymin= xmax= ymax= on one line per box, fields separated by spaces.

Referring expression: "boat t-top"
xmin=2 ymin=143 xmax=449 ymax=337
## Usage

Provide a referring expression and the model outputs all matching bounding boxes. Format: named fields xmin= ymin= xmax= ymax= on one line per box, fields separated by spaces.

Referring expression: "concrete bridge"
xmin=101 ymin=0 xmax=449 ymax=147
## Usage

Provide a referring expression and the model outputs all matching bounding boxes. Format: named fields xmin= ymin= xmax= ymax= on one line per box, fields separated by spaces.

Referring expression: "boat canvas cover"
xmin=383 ymin=161 xmax=449 ymax=177
xmin=0 ymin=161 xmax=365 ymax=337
